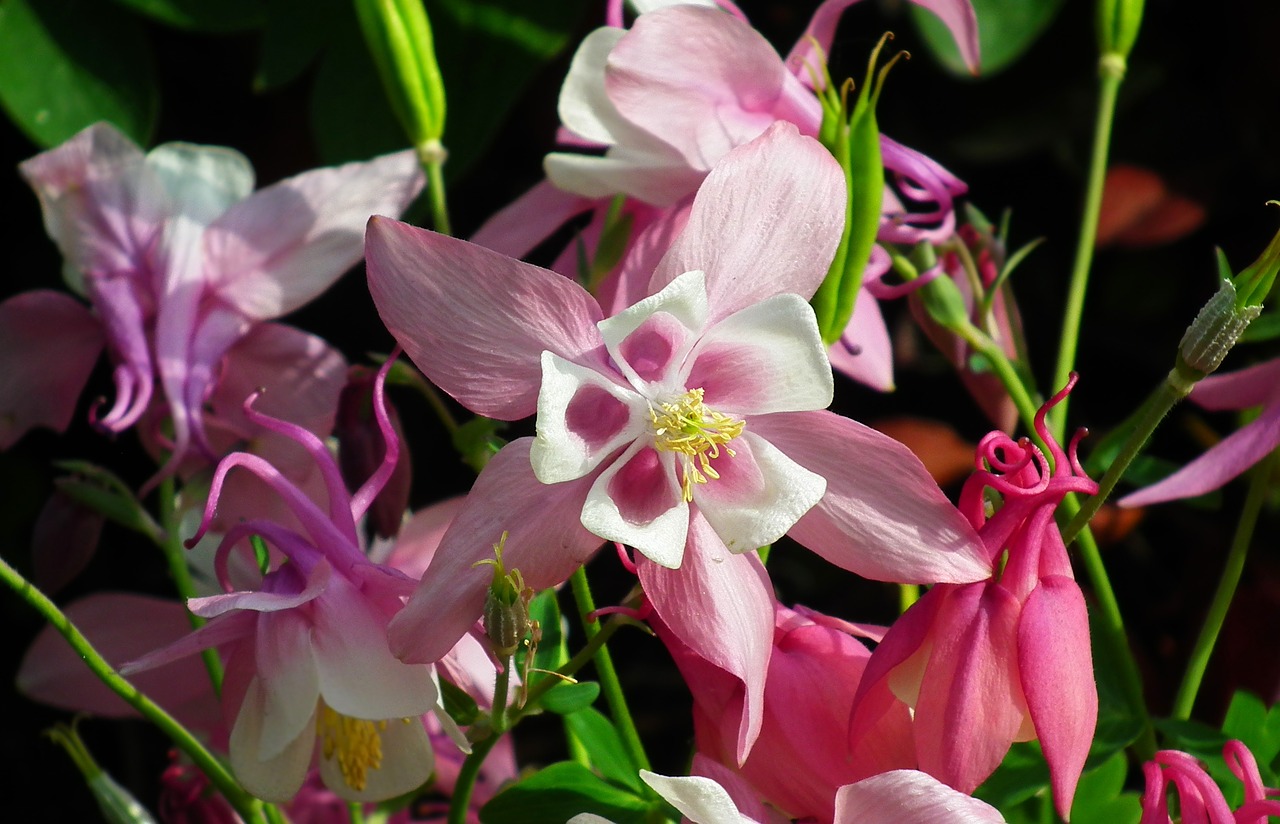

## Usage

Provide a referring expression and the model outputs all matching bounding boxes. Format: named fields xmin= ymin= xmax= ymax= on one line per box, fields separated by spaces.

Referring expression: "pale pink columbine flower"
xmin=123 ymin=364 xmax=440 ymax=803
xmin=472 ymin=1 xmax=975 ymax=391
xmin=1121 ymin=356 xmax=1280 ymax=507
xmin=848 ymin=379 xmax=1099 ymax=820
xmin=568 ymin=759 xmax=1006 ymax=824
xmin=2 ymin=122 xmax=422 ymax=477
xmin=367 ymin=125 xmax=989 ymax=755
xmin=1141 ymin=740 xmax=1280 ymax=824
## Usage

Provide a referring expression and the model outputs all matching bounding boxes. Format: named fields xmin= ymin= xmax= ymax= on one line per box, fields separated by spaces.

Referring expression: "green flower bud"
xmin=1231 ymin=210 xmax=1280 ymax=309
xmin=1178 ymin=279 xmax=1260 ymax=377
xmin=47 ymin=723 xmax=158 ymax=824
xmin=1097 ymin=0 xmax=1145 ymax=61
xmin=354 ymin=0 xmax=447 ymax=152
xmin=477 ymin=533 xmax=531 ymax=659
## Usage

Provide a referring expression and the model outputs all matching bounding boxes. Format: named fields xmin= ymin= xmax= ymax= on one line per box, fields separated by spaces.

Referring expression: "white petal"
xmin=145 ymin=142 xmax=253 ymax=225
xmin=684 ymin=293 xmax=833 ymax=415
xmin=640 ymin=771 xmax=761 ymax=824
xmin=581 ymin=441 xmax=689 ymax=568
xmin=318 ymin=715 xmax=434 ymax=802
xmin=229 ymin=678 xmax=315 ymax=802
xmin=694 ymin=431 xmax=826 ymax=553
xmin=597 ymin=269 xmax=708 ymax=391
xmin=532 ymin=352 xmax=646 ymax=483
xmin=544 ymin=147 xmax=699 ymax=207
xmin=557 ymin=27 xmax=631 ymax=146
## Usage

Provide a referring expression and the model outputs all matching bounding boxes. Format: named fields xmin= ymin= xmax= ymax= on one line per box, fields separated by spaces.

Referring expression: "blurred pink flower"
xmin=1141 ymin=740 xmax=1280 ymax=824
xmin=849 ymin=380 xmax=1099 ymax=819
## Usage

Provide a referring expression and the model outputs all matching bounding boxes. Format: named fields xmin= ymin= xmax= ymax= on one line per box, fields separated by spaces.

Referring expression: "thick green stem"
xmin=0 ymin=555 xmax=267 ymax=824
xmin=421 ymin=147 xmax=452 ymax=236
xmin=447 ymin=657 xmax=511 ymax=824
xmin=569 ymin=567 xmax=651 ymax=772
xmin=1049 ymin=62 xmax=1126 ymax=439
xmin=1171 ymin=453 xmax=1275 ymax=720
xmin=156 ymin=477 xmax=223 ymax=693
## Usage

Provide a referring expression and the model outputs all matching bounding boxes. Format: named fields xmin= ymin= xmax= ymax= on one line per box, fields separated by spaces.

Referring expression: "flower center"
xmin=649 ymin=388 xmax=744 ymax=501
xmin=318 ymin=704 xmax=389 ymax=792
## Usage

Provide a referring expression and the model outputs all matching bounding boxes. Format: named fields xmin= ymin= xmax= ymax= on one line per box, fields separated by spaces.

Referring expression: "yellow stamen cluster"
xmin=650 ymin=388 xmax=744 ymax=501
xmin=318 ymin=705 xmax=387 ymax=792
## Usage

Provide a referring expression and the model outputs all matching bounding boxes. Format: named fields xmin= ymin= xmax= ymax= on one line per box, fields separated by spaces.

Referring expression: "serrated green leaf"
xmin=540 ymin=681 xmax=600 ymax=715
xmin=563 ymin=708 xmax=644 ymax=794
xmin=910 ymin=0 xmax=1067 ymax=77
xmin=480 ymin=761 xmax=649 ymax=824
xmin=109 ymin=0 xmax=266 ymax=31
xmin=0 ymin=0 xmax=158 ymax=147
xmin=255 ymin=0 xmax=339 ymax=90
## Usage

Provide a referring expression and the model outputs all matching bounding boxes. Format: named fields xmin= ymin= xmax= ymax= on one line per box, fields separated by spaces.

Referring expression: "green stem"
xmin=569 ymin=567 xmax=651 ymax=772
xmin=156 ymin=476 xmax=223 ymax=693
xmin=1171 ymin=452 xmax=1275 ymax=720
xmin=518 ymin=615 xmax=626 ymax=712
xmin=447 ymin=657 xmax=511 ymax=824
xmin=1049 ymin=62 xmax=1125 ymax=439
xmin=0 ymin=555 xmax=267 ymax=824
xmin=420 ymin=147 xmax=452 ymax=236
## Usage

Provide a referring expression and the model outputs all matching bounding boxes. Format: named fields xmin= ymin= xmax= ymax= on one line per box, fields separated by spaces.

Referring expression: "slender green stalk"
xmin=569 ymin=567 xmax=651 ymax=772
xmin=1171 ymin=453 xmax=1276 ymax=720
xmin=0 ymin=555 xmax=267 ymax=824
xmin=421 ymin=148 xmax=452 ymax=236
xmin=447 ymin=656 xmax=511 ymax=824
xmin=1049 ymin=64 xmax=1125 ymax=439
xmin=156 ymin=476 xmax=223 ymax=693
xmin=518 ymin=615 xmax=625 ymax=711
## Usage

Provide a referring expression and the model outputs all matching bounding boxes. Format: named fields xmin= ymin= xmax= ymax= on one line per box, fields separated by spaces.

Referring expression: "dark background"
xmin=3 ymin=0 xmax=1280 ymax=819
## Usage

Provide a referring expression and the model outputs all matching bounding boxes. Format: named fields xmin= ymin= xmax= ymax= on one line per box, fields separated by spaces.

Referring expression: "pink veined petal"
xmin=229 ymin=677 xmax=316 ymax=802
xmin=582 ymin=441 xmax=689 ymax=568
xmin=829 ymin=287 xmax=895 ymax=392
xmin=649 ymin=123 xmax=846 ymax=318
xmin=531 ymin=352 xmax=646 ymax=484
xmin=188 ymin=552 xmax=330 ymax=619
xmin=85 ymin=272 xmax=154 ymax=433
xmin=365 ymin=217 xmax=607 ymax=420
xmin=694 ymin=432 xmax=826 ymax=554
xmin=598 ymin=268 xmax=708 ymax=388
xmin=1119 ymin=408 xmax=1280 ymax=507
xmin=914 ymin=583 xmax=1027 ymax=794
xmin=639 ymin=771 xmax=760 ymax=824
xmin=557 ymin=26 xmax=671 ymax=153
xmin=638 ymin=515 xmax=774 ymax=763
xmin=684 ymin=292 xmax=833 ymax=414
xmin=470 ymin=180 xmax=594 ymax=260
xmin=1019 ymin=576 xmax=1097 ymax=820
xmin=207 ymin=149 xmax=423 ymax=320
xmin=751 ymin=410 xmax=990 ymax=583
xmin=606 ymin=6 xmax=796 ymax=172
xmin=379 ymin=496 xmax=466 ymax=580
xmin=387 ymin=438 xmax=603 ymax=665
xmin=254 ymin=607 xmax=322 ymax=761
xmin=0 ymin=291 xmax=104 ymax=448
xmin=833 ymin=770 xmax=1007 ymax=824
xmin=120 ymin=610 xmax=256 ymax=676
xmin=598 ymin=198 xmax=693 ymax=315
xmin=1189 ymin=357 xmax=1280 ymax=411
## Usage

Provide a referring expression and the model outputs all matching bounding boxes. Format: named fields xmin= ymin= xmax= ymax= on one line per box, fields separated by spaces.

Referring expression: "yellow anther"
xmin=649 ymin=388 xmax=744 ymax=501
xmin=318 ymin=704 xmax=390 ymax=792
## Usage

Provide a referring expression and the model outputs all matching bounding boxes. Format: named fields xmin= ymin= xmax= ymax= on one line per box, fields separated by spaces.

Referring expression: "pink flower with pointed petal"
xmin=849 ymin=379 xmax=1099 ymax=820
xmin=1121 ymin=356 xmax=1280 ymax=507
xmin=1141 ymin=740 xmax=1280 ymax=824
xmin=368 ymin=121 xmax=988 ymax=744
xmin=6 ymin=122 xmax=422 ymax=477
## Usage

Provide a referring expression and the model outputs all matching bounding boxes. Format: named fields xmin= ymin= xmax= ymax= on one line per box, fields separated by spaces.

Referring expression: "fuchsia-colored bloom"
xmin=2 ymin=122 xmax=421 ymax=475
xmin=367 ymin=125 xmax=989 ymax=757
xmin=1141 ymin=740 xmax=1280 ymax=824
xmin=123 ymin=364 xmax=439 ymax=803
xmin=1122 ymin=356 xmax=1280 ymax=507
xmin=848 ymin=379 xmax=1099 ymax=820
xmin=472 ymin=1 xmax=974 ymax=391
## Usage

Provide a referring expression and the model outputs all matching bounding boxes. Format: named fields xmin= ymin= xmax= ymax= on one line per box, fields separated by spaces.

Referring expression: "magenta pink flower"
xmin=1122 ymin=356 xmax=1280 ymax=507
xmin=1141 ymin=740 xmax=1280 ymax=824
xmin=367 ymin=125 xmax=988 ymax=764
xmin=848 ymin=380 xmax=1099 ymax=819
xmin=3 ymin=122 xmax=422 ymax=476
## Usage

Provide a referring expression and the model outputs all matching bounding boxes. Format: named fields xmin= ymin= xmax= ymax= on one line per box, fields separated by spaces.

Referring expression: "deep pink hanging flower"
xmin=1141 ymin=740 xmax=1280 ymax=824
xmin=848 ymin=379 xmax=1099 ymax=820
xmin=367 ymin=124 xmax=990 ymax=736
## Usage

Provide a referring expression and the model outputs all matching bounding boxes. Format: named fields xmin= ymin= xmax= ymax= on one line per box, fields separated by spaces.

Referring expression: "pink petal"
xmin=834 ymin=770 xmax=1007 ymax=823
xmin=1019 ymin=576 xmax=1097 ymax=820
xmin=829 ymin=288 xmax=895 ymax=392
xmin=0 ymin=291 xmax=103 ymax=448
xmin=638 ymin=514 xmax=774 ymax=763
xmin=387 ymin=438 xmax=603 ymax=665
xmin=598 ymin=269 xmax=708 ymax=389
xmin=1189 ymin=357 xmax=1280 ymax=411
xmin=470 ymin=180 xmax=594 ymax=260
xmin=907 ymin=0 xmax=982 ymax=74
xmin=255 ymin=608 xmax=322 ymax=760
xmin=582 ymin=441 xmax=689 ymax=568
xmin=649 ymin=123 xmax=846 ymax=317
xmin=598 ymin=199 xmax=693 ymax=314
xmin=380 ymin=496 xmax=467 ymax=580
xmin=31 ymin=491 xmax=103 ymax=595
xmin=207 ymin=150 xmax=423 ymax=320
xmin=1119 ymin=407 xmax=1280 ymax=507
xmin=751 ymin=410 xmax=990 ymax=583
xmin=531 ymin=353 xmax=646 ymax=483
xmin=365 ymin=217 xmax=606 ymax=420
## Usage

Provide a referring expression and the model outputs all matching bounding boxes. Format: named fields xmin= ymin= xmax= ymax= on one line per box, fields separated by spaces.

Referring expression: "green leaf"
xmin=1222 ymin=690 xmax=1280 ymax=782
xmin=426 ymin=0 xmax=589 ymax=181
xmin=910 ymin=0 xmax=1067 ymax=77
xmin=255 ymin=0 xmax=340 ymax=90
xmin=52 ymin=461 xmax=162 ymax=543
xmin=0 ymin=0 xmax=158 ymax=148
xmin=480 ymin=761 xmax=650 ymax=824
xmin=1153 ymin=717 xmax=1229 ymax=755
xmin=109 ymin=0 xmax=266 ymax=31
xmin=1070 ymin=753 xmax=1141 ymax=824
xmin=439 ymin=678 xmax=481 ymax=727
xmin=974 ymin=741 xmax=1049 ymax=810
xmin=452 ymin=416 xmax=509 ymax=474
xmin=563 ymin=708 xmax=644 ymax=794
xmin=540 ymin=681 xmax=600 ymax=715
xmin=1087 ymin=603 xmax=1145 ymax=767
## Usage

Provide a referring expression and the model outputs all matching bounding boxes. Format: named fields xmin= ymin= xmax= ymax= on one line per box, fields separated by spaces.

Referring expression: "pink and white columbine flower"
xmin=367 ymin=124 xmax=988 ymax=696
xmin=2 ymin=122 xmax=422 ymax=476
